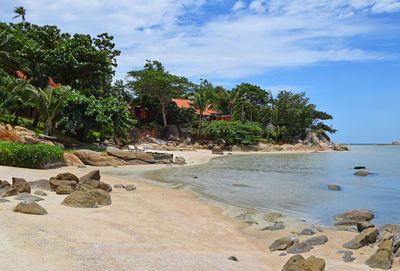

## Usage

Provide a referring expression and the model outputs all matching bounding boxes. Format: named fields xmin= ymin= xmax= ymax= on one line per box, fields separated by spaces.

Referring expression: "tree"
xmin=273 ymin=91 xmax=336 ymax=140
xmin=217 ymin=87 xmax=241 ymax=120
xmin=12 ymin=6 xmax=26 ymax=23
xmin=127 ymin=60 xmax=190 ymax=127
xmin=191 ymin=79 xmax=215 ymax=132
xmin=30 ymin=86 xmax=71 ymax=135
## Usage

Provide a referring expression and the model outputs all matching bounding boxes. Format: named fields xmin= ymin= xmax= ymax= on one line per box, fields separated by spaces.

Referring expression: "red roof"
xmin=16 ymin=71 xmax=61 ymax=89
xmin=171 ymin=98 xmax=219 ymax=116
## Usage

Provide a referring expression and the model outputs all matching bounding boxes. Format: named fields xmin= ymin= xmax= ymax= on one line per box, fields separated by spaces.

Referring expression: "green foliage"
xmin=0 ymin=141 xmax=63 ymax=168
xmin=83 ymin=130 xmax=101 ymax=143
xmin=201 ymin=121 xmax=262 ymax=145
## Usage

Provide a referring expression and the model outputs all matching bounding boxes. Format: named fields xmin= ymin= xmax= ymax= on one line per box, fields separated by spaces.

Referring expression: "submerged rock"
xmin=328 ymin=185 xmax=341 ymax=191
xmin=261 ymin=221 xmax=285 ymax=231
xmin=264 ymin=213 xmax=283 ymax=222
xmin=354 ymin=166 xmax=366 ymax=170
xmin=13 ymin=202 xmax=47 ymax=215
xmin=299 ymin=228 xmax=316 ymax=236
xmin=282 ymin=255 xmax=325 ymax=271
xmin=354 ymin=170 xmax=372 ymax=176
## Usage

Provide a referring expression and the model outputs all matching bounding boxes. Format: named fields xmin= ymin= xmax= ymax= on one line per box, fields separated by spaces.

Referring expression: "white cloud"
xmin=1 ymin=0 xmax=398 ymax=84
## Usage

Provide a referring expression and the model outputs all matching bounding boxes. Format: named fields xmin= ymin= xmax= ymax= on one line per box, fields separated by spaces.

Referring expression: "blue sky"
xmin=1 ymin=0 xmax=400 ymax=143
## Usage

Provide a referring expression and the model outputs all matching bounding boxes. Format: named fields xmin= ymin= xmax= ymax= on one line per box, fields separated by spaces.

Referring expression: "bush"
xmin=0 ymin=141 xmax=64 ymax=168
xmin=0 ymin=130 xmax=17 ymax=142
xmin=200 ymin=121 xmax=262 ymax=145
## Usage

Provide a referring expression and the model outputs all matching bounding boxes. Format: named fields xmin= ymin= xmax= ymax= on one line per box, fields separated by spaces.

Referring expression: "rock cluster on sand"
xmin=282 ymin=255 xmax=325 ymax=271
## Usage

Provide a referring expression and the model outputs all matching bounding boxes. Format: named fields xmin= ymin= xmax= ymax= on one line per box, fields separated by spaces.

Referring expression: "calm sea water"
xmin=152 ymin=145 xmax=400 ymax=227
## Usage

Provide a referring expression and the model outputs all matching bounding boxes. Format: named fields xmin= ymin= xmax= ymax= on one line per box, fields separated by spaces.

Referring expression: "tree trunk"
xmin=197 ymin=114 xmax=202 ymax=134
xmin=44 ymin=119 xmax=52 ymax=136
xmin=32 ymin=113 xmax=40 ymax=128
xmin=230 ymin=106 xmax=233 ymax=121
xmin=161 ymin=102 xmax=167 ymax=127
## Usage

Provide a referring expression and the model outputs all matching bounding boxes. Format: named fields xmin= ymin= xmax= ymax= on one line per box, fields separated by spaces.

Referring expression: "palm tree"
xmin=31 ymin=86 xmax=71 ymax=135
xmin=191 ymin=79 xmax=214 ymax=133
xmin=220 ymin=88 xmax=240 ymax=121
xmin=12 ymin=6 xmax=26 ymax=22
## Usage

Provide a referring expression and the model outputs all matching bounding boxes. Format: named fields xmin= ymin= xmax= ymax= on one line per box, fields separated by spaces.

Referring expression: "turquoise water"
xmin=153 ymin=145 xmax=400 ymax=227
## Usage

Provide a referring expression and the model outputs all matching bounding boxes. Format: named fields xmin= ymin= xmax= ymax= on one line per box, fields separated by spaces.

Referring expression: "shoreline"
xmin=0 ymin=149 xmax=397 ymax=270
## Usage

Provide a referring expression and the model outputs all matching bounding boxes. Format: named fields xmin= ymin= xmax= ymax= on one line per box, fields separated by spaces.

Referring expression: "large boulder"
xmin=98 ymin=182 xmax=112 ymax=192
xmin=56 ymin=185 xmax=73 ymax=195
xmin=63 ymin=153 xmax=85 ymax=166
xmin=177 ymin=125 xmax=192 ymax=139
xmin=12 ymin=178 xmax=31 ymax=193
xmin=343 ymin=227 xmax=378 ymax=249
xmin=86 ymin=189 xmax=111 ymax=206
xmin=73 ymin=149 xmax=126 ymax=166
xmin=13 ymin=202 xmax=47 ymax=215
xmin=162 ymin=125 xmax=180 ymax=141
xmin=55 ymin=173 xmax=79 ymax=182
xmin=49 ymin=173 xmax=79 ymax=190
xmin=366 ymin=232 xmax=393 ymax=269
xmin=107 ymin=147 xmax=138 ymax=160
xmin=282 ymin=255 xmax=325 ymax=271
xmin=61 ymin=191 xmax=98 ymax=208
xmin=14 ymin=126 xmax=36 ymax=137
xmin=333 ymin=209 xmax=374 ymax=226
xmin=303 ymin=132 xmax=330 ymax=148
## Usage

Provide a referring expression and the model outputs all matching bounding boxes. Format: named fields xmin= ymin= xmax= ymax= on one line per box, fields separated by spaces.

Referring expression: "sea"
xmin=149 ymin=145 xmax=400 ymax=227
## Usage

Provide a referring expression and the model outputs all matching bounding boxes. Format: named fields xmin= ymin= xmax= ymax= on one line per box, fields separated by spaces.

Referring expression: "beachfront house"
xmin=171 ymin=98 xmax=231 ymax=122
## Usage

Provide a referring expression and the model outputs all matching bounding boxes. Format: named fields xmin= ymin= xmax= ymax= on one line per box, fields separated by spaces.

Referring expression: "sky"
xmin=1 ymin=0 xmax=400 ymax=143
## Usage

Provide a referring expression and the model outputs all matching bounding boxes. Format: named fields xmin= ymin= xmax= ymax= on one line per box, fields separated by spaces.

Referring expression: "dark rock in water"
xmin=357 ymin=222 xmax=375 ymax=232
xmin=343 ymin=227 xmax=378 ymax=249
xmin=287 ymin=242 xmax=313 ymax=254
xmin=261 ymin=221 xmax=285 ymax=231
xmin=269 ymin=235 xmax=298 ymax=251
xmin=237 ymin=213 xmax=252 ymax=220
xmin=354 ymin=166 xmax=366 ymax=170
xmin=15 ymin=193 xmax=44 ymax=202
xmin=354 ymin=170 xmax=372 ymax=176
xmin=342 ymin=251 xmax=355 ymax=262
xmin=282 ymin=255 xmax=325 ymax=271
xmin=328 ymin=185 xmax=341 ymax=191
xmin=304 ymin=235 xmax=328 ymax=246
xmin=334 ymin=209 xmax=374 ymax=224
xmin=12 ymin=177 xmax=31 ymax=193
xmin=13 ymin=202 xmax=47 ymax=215
xmin=193 ymin=176 xmax=198 ymax=179
xmin=299 ymin=228 xmax=316 ymax=236
xmin=264 ymin=213 xmax=283 ymax=222
xmin=228 ymin=256 xmax=238 ymax=262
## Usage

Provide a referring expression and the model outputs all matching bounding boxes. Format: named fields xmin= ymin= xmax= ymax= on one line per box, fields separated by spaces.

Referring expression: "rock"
xmin=282 ymin=255 xmax=325 ymax=271
xmin=342 ymin=251 xmax=355 ymax=262
xmin=287 ymin=242 xmax=314 ymax=254
xmin=56 ymin=185 xmax=73 ymax=195
xmin=269 ymin=236 xmax=298 ymax=251
xmin=354 ymin=166 xmax=366 ymax=170
xmin=107 ymin=147 xmax=138 ymax=160
xmin=126 ymin=184 xmax=136 ymax=191
xmin=212 ymin=146 xmax=224 ymax=155
xmin=13 ymin=202 xmax=47 ymax=215
xmin=0 ymin=180 xmax=10 ymax=189
xmin=354 ymin=170 xmax=372 ymax=176
xmin=12 ymin=177 xmax=31 ymax=193
xmin=74 ymin=183 xmax=94 ymax=192
xmin=328 ymin=185 xmax=341 ymax=191
xmin=304 ymin=235 xmax=328 ymax=246
xmin=366 ymin=233 xmax=393 ymax=270
xmin=174 ymin=156 xmax=186 ymax=165
xmin=86 ymin=189 xmax=111 ymax=206
xmin=332 ymin=143 xmax=349 ymax=151
xmin=14 ymin=193 xmax=44 ymax=202
xmin=343 ymin=227 xmax=378 ymax=249
xmin=34 ymin=190 xmax=47 ymax=196
xmin=55 ymin=173 xmax=79 ymax=182
xmin=264 ymin=213 xmax=283 ymax=222
xmin=162 ymin=125 xmax=180 ymax=141
xmin=98 ymin=182 xmax=112 ymax=192
xmin=177 ymin=125 xmax=192 ymax=139
xmin=14 ymin=126 xmax=36 ymax=137
xmin=392 ymin=140 xmax=400 ymax=145
xmin=73 ymin=149 xmax=126 ymax=166
xmin=1 ymin=187 xmax=18 ymax=197
xmin=79 ymin=170 xmax=101 ymax=182
xmin=29 ymin=179 xmax=51 ymax=191
xmin=228 ymin=256 xmax=238 ymax=262
xmin=0 ymin=198 xmax=10 ymax=203
xmin=334 ymin=209 xmax=374 ymax=224
xmin=49 ymin=178 xmax=77 ymax=191
xmin=125 ymin=160 xmax=151 ymax=165
xmin=39 ymin=134 xmax=57 ymax=141
xmin=81 ymin=179 xmax=99 ymax=189
xmin=61 ymin=191 xmax=98 ymax=208
xmin=63 ymin=153 xmax=85 ymax=166
xmin=357 ymin=222 xmax=375 ymax=232
xmin=378 ymin=224 xmax=400 ymax=253
xmin=114 ymin=184 xmax=125 ymax=188
xmin=299 ymin=228 xmax=316 ymax=236
xmin=261 ymin=221 xmax=285 ymax=231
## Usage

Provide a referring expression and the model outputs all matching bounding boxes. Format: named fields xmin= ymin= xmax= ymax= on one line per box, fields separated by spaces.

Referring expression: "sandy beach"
xmin=0 ymin=150 xmax=397 ymax=270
